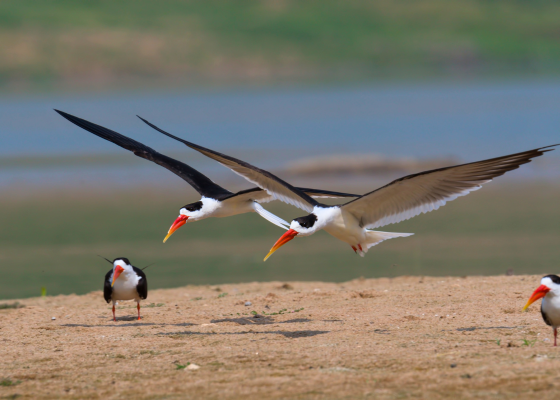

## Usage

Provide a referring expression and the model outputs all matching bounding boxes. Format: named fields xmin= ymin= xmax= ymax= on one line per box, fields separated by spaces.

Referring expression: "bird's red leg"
xmin=358 ymin=244 xmax=363 ymax=252
xmin=137 ymin=303 xmax=141 ymax=320
xmin=351 ymin=245 xmax=358 ymax=254
xmin=112 ymin=305 xmax=116 ymax=322
xmin=555 ymin=328 xmax=557 ymax=347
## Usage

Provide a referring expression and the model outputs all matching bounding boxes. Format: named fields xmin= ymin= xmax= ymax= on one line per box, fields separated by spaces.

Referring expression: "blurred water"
xmin=1 ymin=80 xmax=559 ymax=188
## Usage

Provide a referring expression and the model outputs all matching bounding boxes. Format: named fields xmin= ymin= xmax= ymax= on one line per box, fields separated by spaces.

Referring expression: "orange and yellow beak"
xmin=111 ymin=266 xmax=125 ymax=287
xmin=523 ymin=284 xmax=550 ymax=311
xmin=163 ymin=215 xmax=188 ymax=243
xmin=264 ymin=229 xmax=298 ymax=261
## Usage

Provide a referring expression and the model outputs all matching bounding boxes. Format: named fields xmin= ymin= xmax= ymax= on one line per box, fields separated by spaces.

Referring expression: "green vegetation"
xmin=521 ymin=338 xmax=537 ymax=347
xmin=0 ymin=378 xmax=21 ymax=387
xmin=2 ymin=0 xmax=560 ymax=91
xmin=0 ymin=182 xmax=559 ymax=300
xmin=0 ymin=302 xmax=24 ymax=309
xmin=260 ymin=308 xmax=302 ymax=316
xmin=175 ymin=363 xmax=189 ymax=370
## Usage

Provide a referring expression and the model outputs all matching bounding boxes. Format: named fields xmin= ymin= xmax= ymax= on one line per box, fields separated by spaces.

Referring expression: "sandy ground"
xmin=1 ymin=275 xmax=559 ymax=399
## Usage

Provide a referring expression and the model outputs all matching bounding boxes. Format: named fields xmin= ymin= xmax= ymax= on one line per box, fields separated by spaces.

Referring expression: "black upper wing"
xmin=220 ymin=187 xmax=359 ymax=203
xmin=132 ymin=266 xmax=148 ymax=300
xmin=138 ymin=116 xmax=320 ymax=213
xmin=55 ymin=110 xmax=232 ymax=200
xmin=103 ymin=269 xmax=113 ymax=303
xmin=294 ymin=187 xmax=359 ymax=199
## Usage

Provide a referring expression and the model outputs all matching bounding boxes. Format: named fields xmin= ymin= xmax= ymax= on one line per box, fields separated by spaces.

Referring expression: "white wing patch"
xmin=366 ymin=185 xmax=484 ymax=229
xmin=253 ymin=203 xmax=289 ymax=230
xmin=343 ymin=146 xmax=554 ymax=230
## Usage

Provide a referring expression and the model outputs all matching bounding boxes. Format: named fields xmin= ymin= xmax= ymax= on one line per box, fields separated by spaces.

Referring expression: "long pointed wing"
xmin=221 ymin=187 xmax=359 ymax=205
xmin=56 ymin=110 xmax=232 ymax=200
xmin=342 ymin=145 xmax=557 ymax=229
xmin=138 ymin=116 xmax=319 ymax=213
xmin=297 ymin=188 xmax=360 ymax=199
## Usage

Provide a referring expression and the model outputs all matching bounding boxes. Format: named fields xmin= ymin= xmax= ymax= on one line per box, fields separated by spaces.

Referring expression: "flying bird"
xmin=56 ymin=110 xmax=358 ymax=242
xmin=523 ymin=275 xmax=560 ymax=346
xmin=101 ymin=257 xmax=148 ymax=321
xmin=137 ymin=116 xmax=557 ymax=259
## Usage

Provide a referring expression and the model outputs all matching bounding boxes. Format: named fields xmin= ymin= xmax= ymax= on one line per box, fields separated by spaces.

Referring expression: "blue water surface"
xmin=1 ymin=80 xmax=559 ymax=187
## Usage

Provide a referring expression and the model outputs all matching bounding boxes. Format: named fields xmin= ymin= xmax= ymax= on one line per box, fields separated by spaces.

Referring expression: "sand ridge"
xmin=0 ymin=275 xmax=558 ymax=399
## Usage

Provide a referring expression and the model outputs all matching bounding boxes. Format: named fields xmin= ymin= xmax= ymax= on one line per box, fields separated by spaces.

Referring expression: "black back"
xmin=55 ymin=110 xmax=232 ymax=200
xmin=103 ymin=269 xmax=113 ymax=303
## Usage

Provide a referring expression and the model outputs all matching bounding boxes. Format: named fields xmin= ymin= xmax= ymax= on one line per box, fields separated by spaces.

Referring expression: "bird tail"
xmin=253 ymin=203 xmax=290 ymax=230
xmin=358 ymin=230 xmax=414 ymax=257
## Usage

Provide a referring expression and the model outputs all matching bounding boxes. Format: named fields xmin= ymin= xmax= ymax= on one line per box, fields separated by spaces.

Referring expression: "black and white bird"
xmin=137 ymin=117 xmax=557 ymax=259
xmin=102 ymin=257 xmax=148 ymax=321
xmin=56 ymin=110 xmax=358 ymax=242
xmin=523 ymin=275 xmax=560 ymax=346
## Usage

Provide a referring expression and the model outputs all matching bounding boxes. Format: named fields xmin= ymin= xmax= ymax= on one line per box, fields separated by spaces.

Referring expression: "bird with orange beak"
xmin=135 ymin=119 xmax=557 ymax=261
xmin=56 ymin=110 xmax=360 ymax=244
xmin=523 ymin=275 xmax=560 ymax=346
xmin=102 ymin=257 xmax=148 ymax=322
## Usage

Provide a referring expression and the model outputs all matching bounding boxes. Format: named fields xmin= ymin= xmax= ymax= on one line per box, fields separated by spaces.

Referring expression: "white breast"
xmin=542 ymin=295 xmax=560 ymax=328
xmin=320 ymin=207 xmax=364 ymax=245
xmin=111 ymin=272 xmax=141 ymax=302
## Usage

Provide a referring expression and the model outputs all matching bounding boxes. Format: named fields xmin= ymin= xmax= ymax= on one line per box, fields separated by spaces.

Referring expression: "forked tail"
xmin=356 ymin=230 xmax=414 ymax=257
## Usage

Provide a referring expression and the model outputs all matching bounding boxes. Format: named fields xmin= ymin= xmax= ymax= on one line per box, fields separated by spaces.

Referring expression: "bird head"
xmin=523 ymin=275 xmax=560 ymax=311
xmin=263 ymin=213 xmax=318 ymax=261
xmin=163 ymin=201 xmax=204 ymax=243
xmin=111 ymin=258 xmax=132 ymax=287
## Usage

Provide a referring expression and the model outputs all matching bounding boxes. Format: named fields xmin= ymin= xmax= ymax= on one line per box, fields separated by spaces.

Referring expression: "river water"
xmin=1 ymin=80 xmax=559 ymax=188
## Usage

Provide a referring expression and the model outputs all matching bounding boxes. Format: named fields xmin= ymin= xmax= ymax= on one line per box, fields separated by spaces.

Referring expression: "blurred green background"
xmin=1 ymin=182 xmax=558 ymax=299
xmin=3 ymin=0 xmax=560 ymax=92
xmin=1 ymin=1 xmax=559 ymax=299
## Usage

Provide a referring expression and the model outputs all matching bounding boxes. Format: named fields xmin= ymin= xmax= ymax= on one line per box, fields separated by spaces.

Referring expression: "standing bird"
xmin=523 ymin=275 xmax=560 ymax=346
xmin=55 ymin=110 xmax=358 ymax=242
xmin=137 ymin=117 xmax=557 ymax=259
xmin=102 ymin=257 xmax=148 ymax=321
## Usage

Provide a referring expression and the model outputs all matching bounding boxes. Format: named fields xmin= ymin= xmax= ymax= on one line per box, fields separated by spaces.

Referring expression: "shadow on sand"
xmin=61 ymin=321 xmax=196 ymax=328
xmin=61 ymin=315 xmax=314 ymax=330
xmin=211 ymin=316 xmax=312 ymax=325
xmin=158 ymin=330 xmax=329 ymax=338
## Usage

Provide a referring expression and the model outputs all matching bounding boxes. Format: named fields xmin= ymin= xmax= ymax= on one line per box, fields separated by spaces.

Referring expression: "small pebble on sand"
xmin=245 ymin=301 xmax=252 ymax=306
